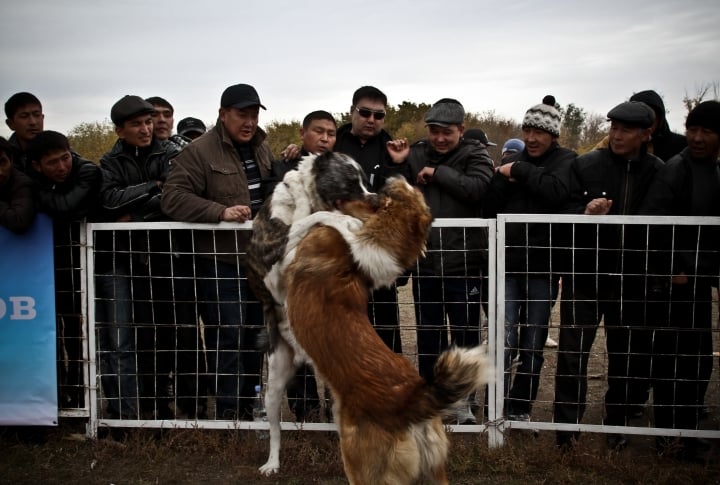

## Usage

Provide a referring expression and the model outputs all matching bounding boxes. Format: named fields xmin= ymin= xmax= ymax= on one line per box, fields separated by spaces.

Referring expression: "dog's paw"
xmin=259 ymin=461 xmax=280 ymax=476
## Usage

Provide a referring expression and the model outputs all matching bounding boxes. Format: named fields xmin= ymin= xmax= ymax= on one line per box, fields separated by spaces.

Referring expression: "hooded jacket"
xmin=396 ymin=137 xmax=494 ymax=276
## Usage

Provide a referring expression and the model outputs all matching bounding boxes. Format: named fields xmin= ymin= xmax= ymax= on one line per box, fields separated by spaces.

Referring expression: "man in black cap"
xmin=95 ymin=94 xmax=185 ymax=421
xmin=161 ymin=83 xmax=273 ymax=420
xmin=177 ymin=117 xmax=207 ymax=140
xmin=640 ymin=100 xmax=720 ymax=460
xmin=554 ymin=100 xmax=664 ymax=450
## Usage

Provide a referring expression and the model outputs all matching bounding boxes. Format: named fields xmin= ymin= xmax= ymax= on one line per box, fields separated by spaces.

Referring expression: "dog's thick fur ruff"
xmin=259 ymin=177 xmax=491 ymax=484
xmin=247 ymin=151 xmax=376 ymax=355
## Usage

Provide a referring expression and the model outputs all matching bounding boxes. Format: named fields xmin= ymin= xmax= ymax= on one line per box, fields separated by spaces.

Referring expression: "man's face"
xmin=220 ymin=106 xmax=259 ymax=144
xmin=151 ymin=105 xmax=174 ymax=141
xmin=33 ymin=148 xmax=72 ymax=183
xmin=116 ymin=114 xmax=154 ymax=147
xmin=301 ymin=119 xmax=336 ymax=154
xmin=6 ymin=103 xmax=44 ymax=146
xmin=350 ymin=98 xmax=386 ymax=141
xmin=427 ymin=124 xmax=463 ymax=154
xmin=522 ymin=127 xmax=555 ymax=158
xmin=0 ymin=151 xmax=12 ymax=186
xmin=686 ymin=126 xmax=720 ymax=162
xmin=608 ymin=121 xmax=650 ymax=159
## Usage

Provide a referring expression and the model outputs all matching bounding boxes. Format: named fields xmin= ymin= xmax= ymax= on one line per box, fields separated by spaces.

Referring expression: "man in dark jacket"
xmin=274 ymin=110 xmax=337 ymax=421
xmin=0 ymin=136 xmax=35 ymax=233
xmin=484 ymin=99 xmax=575 ymax=421
xmin=335 ymin=86 xmax=406 ymax=353
xmin=4 ymin=92 xmax=44 ymax=173
xmin=96 ymin=95 xmax=183 ymax=420
xmin=388 ymin=98 xmax=494 ymax=423
xmin=640 ymin=100 xmax=720 ymax=460
xmin=554 ymin=101 xmax=664 ymax=450
xmin=629 ymin=90 xmax=687 ymax=162
xmin=27 ymin=130 xmax=102 ymax=408
xmin=161 ymin=83 xmax=274 ymax=420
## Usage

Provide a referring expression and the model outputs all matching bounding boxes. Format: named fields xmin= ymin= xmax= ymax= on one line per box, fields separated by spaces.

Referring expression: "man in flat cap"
xmin=554 ymin=100 xmax=664 ymax=450
xmin=161 ymin=83 xmax=273 ymax=421
xmin=95 ymin=95 xmax=185 ymax=421
xmin=640 ymin=100 xmax=720 ymax=460
xmin=387 ymin=98 xmax=494 ymax=424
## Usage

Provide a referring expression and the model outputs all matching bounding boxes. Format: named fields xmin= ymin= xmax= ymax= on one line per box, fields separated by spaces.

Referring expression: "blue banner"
xmin=0 ymin=213 xmax=58 ymax=425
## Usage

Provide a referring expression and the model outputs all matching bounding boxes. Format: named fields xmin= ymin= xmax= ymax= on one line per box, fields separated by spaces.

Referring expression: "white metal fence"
xmin=58 ymin=217 xmax=720 ymax=447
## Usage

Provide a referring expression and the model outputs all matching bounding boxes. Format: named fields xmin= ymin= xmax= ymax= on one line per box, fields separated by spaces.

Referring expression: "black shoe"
xmin=606 ymin=433 xmax=628 ymax=451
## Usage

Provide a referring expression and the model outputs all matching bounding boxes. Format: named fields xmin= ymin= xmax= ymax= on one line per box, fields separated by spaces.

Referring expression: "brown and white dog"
xmin=260 ymin=177 xmax=490 ymax=484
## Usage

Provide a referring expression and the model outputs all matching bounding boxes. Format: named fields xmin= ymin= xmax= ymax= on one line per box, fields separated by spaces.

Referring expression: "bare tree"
xmin=682 ymin=81 xmax=720 ymax=112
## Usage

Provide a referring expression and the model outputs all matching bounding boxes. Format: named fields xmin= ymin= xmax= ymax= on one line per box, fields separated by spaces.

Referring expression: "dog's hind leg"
xmin=259 ymin=338 xmax=298 ymax=476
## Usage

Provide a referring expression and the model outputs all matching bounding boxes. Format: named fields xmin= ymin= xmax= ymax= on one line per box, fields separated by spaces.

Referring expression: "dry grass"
xmin=1 ymin=418 xmax=718 ymax=484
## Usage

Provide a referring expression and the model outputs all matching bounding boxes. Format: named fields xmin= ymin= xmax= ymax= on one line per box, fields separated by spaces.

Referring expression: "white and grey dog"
xmin=246 ymin=151 xmax=378 ymax=475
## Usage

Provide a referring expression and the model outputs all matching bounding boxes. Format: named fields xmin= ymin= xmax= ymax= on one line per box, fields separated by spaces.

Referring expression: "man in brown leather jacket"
xmin=161 ymin=83 xmax=273 ymax=420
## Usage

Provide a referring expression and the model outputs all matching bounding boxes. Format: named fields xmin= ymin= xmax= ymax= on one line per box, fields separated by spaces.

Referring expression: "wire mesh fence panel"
xmin=77 ymin=217 xmax=720 ymax=448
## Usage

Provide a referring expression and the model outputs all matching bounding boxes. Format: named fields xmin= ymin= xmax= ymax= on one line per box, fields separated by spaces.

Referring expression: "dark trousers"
xmin=651 ymin=277 xmax=714 ymax=430
xmin=195 ymin=257 xmax=262 ymax=419
xmin=368 ymin=285 xmax=403 ymax=353
xmin=554 ymin=275 xmax=653 ymax=427
xmin=413 ymin=275 xmax=482 ymax=381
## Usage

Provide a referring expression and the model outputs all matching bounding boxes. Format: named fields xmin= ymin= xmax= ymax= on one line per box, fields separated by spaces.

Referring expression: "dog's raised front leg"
xmin=259 ymin=338 xmax=298 ymax=476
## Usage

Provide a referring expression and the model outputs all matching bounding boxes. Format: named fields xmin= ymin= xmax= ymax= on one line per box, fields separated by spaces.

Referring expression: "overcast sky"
xmin=1 ymin=0 xmax=718 ymax=144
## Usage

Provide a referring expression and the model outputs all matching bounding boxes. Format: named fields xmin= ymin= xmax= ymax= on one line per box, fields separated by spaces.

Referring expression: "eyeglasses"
xmin=355 ymin=107 xmax=386 ymax=120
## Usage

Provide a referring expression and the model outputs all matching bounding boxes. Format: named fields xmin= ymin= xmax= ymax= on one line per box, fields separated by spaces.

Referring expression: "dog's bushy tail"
xmin=414 ymin=346 xmax=492 ymax=422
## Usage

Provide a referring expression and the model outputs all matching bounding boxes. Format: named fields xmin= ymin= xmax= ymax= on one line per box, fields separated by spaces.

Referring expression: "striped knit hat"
xmin=522 ymin=97 xmax=561 ymax=137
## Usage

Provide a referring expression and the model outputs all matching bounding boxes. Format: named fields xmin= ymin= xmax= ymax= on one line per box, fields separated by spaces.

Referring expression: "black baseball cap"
xmin=220 ymin=84 xmax=266 ymax=110
xmin=177 ymin=117 xmax=207 ymax=137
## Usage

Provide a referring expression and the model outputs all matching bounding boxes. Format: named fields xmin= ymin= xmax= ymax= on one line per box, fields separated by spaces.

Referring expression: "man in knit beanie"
xmin=483 ymin=96 xmax=575 ymax=423
xmin=640 ymin=100 xmax=720 ymax=460
xmin=521 ymin=97 xmax=562 ymax=155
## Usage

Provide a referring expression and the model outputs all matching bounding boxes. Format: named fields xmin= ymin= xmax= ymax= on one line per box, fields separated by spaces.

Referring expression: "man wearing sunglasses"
xmin=333 ymin=86 xmax=407 ymax=355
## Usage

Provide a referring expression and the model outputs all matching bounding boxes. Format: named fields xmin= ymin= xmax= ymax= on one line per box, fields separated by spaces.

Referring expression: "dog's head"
xmin=380 ymin=176 xmax=432 ymax=233
xmin=373 ymin=176 xmax=433 ymax=266
xmin=311 ymin=152 xmax=379 ymax=212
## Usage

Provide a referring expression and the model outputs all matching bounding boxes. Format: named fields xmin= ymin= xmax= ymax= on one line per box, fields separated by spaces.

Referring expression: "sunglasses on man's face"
xmin=355 ymin=107 xmax=386 ymax=120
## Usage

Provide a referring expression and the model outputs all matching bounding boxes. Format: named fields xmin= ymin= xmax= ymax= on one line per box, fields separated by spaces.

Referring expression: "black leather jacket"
xmin=99 ymin=138 xmax=180 ymax=222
